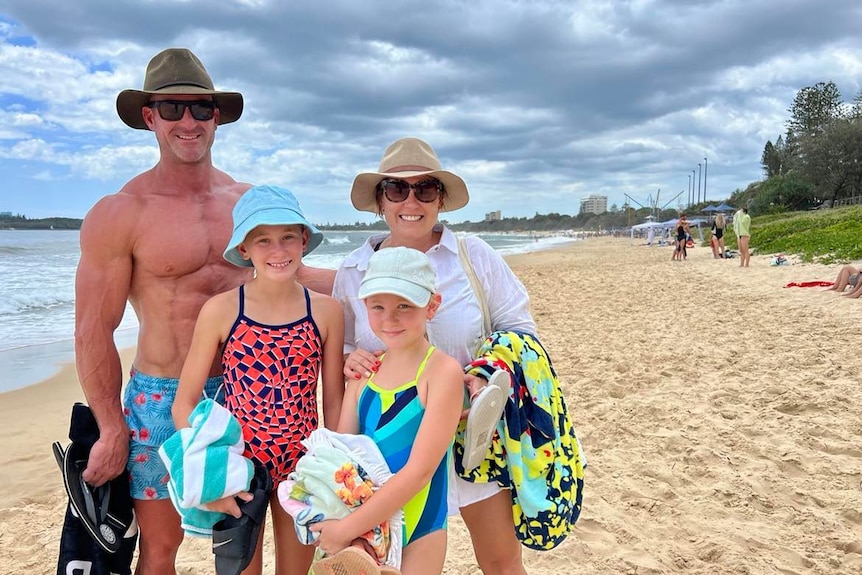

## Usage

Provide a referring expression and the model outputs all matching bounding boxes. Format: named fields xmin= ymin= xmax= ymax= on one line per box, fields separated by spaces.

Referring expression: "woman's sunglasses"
xmin=146 ymin=100 xmax=216 ymax=122
xmin=377 ymin=178 xmax=443 ymax=203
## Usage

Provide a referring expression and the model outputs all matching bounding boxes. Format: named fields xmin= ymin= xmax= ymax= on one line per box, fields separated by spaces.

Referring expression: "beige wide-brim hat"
xmin=116 ymin=48 xmax=243 ymax=130
xmin=350 ymin=137 xmax=469 ymax=213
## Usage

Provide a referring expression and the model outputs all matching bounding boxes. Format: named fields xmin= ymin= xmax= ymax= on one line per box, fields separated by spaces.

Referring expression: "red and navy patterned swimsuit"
xmin=222 ymin=285 xmax=322 ymax=485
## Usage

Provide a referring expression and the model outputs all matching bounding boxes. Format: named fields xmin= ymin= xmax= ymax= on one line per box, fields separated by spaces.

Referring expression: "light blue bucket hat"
xmin=224 ymin=185 xmax=323 ymax=267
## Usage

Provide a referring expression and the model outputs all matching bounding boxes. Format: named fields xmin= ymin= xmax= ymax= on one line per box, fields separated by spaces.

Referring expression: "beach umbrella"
xmin=715 ymin=202 xmax=735 ymax=212
xmin=702 ymin=205 xmax=719 ymax=212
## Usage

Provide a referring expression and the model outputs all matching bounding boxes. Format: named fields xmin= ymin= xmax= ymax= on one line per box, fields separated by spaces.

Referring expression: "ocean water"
xmin=0 ymin=229 xmax=575 ymax=392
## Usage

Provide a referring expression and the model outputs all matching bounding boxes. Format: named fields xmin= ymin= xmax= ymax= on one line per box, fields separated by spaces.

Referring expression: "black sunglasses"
xmin=377 ymin=178 xmax=443 ymax=203
xmin=146 ymin=100 xmax=216 ymax=122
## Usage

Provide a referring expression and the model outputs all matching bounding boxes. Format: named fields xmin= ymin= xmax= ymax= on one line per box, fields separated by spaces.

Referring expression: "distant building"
xmin=580 ymin=195 xmax=608 ymax=215
xmin=484 ymin=210 xmax=501 ymax=222
xmin=0 ymin=212 xmax=12 ymax=218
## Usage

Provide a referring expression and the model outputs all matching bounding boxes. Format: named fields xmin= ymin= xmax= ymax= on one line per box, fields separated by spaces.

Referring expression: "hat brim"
xmin=358 ymin=276 xmax=432 ymax=307
xmin=350 ymin=169 xmax=469 ymax=213
xmin=223 ymin=207 xmax=324 ymax=267
xmin=116 ymin=87 xmax=244 ymax=130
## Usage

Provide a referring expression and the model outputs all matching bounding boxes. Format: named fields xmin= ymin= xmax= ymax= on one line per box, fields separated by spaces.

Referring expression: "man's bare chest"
xmin=133 ymin=213 xmax=234 ymax=279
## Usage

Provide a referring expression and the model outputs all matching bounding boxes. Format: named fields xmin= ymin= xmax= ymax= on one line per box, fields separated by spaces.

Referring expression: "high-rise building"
xmin=579 ymin=195 xmax=608 ymax=215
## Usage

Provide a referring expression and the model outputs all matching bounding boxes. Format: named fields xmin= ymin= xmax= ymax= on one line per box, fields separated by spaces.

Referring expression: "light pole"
xmin=703 ymin=156 xmax=708 ymax=203
xmin=687 ymin=174 xmax=692 ymax=207
xmin=697 ymin=163 xmax=702 ymax=205
xmin=691 ymin=169 xmax=696 ymax=206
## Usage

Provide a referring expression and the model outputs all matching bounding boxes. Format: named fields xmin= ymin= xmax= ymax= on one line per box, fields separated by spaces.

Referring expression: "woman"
xmin=332 ymin=137 xmax=584 ymax=574
xmin=711 ymin=213 xmax=726 ymax=259
xmin=733 ymin=207 xmax=752 ymax=267
xmin=672 ymin=213 xmax=690 ymax=261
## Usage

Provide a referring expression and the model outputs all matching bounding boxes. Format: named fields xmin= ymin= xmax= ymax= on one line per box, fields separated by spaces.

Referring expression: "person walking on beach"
xmin=74 ymin=48 xmax=327 ymax=574
xmin=333 ymin=137 xmax=585 ymax=574
xmin=172 ymin=185 xmax=345 ymax=575
xmin=733 ymin=207 xmax=751 ymax=267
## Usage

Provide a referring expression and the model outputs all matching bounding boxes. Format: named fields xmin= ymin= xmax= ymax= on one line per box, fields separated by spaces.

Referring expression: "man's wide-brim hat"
xmin=350 ymin=137 xmax=469 ymax=213
xmin=116 ymin=48 xmax=243 ymax=130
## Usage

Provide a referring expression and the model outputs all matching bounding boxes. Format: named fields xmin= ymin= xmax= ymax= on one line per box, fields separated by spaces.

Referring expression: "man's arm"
xmin=74 ymin=198 xmax=135 ymax=486
xmin=296 ymin=263 xmax=337 ymax=296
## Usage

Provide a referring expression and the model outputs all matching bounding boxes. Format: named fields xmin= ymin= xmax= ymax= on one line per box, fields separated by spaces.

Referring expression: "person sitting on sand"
xmin=826 ymin=264 xmax=862 ymax=298
xmin=826 ymin=265 xmax=861 ymax=294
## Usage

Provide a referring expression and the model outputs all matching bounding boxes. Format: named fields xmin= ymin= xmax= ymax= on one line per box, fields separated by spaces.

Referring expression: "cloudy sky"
xmin=1 ymin=1 xmax=861 ymax=225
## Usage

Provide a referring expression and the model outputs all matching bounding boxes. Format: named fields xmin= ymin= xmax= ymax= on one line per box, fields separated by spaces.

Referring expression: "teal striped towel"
xmin=158 ymin=398 xmax=254 ymax=537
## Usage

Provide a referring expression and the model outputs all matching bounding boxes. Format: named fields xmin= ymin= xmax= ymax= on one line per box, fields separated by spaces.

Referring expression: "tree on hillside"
xmin=761 ymin=134 xmax=790 ymax=178
xmin=748 ymin=173 xmax=817 ymax=213
xmin=787 ymin=81 xmax=843 ymax=136
xmin=783 ymin=81 xmax=856 ymax=204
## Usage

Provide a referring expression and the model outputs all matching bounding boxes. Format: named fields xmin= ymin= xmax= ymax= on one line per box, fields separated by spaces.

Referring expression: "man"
xmin=75 ymin=47 xmax=250 ymax=574
xmin=74 ymin=48 xmax=333 ymax=574
xmin=733 ymin=207 xmax=751 ymax=267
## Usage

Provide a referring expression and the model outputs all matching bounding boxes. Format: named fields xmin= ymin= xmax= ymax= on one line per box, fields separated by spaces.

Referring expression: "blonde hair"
xmin=715 ymin=214 xmax=726 ymax=228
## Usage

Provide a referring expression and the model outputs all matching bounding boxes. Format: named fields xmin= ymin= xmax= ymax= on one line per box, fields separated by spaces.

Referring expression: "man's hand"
xmin=82 ymin=429 xmax=130 ymax=486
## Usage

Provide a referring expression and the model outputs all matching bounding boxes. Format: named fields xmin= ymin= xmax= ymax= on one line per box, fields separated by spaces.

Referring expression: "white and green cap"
xmin=359 ymin=247 xmax=436 ymax=306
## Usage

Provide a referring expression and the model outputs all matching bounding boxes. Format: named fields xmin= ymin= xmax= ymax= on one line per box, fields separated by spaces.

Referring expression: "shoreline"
xmin=0 ymin=326 xmax=139 ymax=394
xmin=0 ymin=237 xmax=578 ymax=394
xmin=5 ymin=238 xmax=862 ymax=573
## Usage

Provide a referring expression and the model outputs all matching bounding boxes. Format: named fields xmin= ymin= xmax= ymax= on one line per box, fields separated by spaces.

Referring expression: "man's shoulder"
xmin=82 ymin=182 xmax=148 ymax=229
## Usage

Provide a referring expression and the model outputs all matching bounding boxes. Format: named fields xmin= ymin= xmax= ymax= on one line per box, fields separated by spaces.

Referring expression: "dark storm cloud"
xmin=1 ymin=0 xmax=861 ymax=220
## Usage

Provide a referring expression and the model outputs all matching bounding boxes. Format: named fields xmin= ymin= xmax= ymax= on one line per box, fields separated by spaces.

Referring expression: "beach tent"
xmin=714 ymin=202 xmax=735 ymax=212
xmin=630 ymin=221 xmax=670 ymax=245
xmin=630 ymin=218 xmax=705 ymax=244
xmin=702 ymin=205 xmax=719 ymax=213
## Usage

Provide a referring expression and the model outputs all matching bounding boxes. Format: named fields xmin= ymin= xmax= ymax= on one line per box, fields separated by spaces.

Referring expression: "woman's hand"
xmin=203 ymin=491 xmax=253 ymax=518
xmin=460 ymin=373 xmax=487 ymax=419
xmin=310 ymin=519 xmax=353 ymax=556
xmin=343 ymin=349 xmax=383 ymax=380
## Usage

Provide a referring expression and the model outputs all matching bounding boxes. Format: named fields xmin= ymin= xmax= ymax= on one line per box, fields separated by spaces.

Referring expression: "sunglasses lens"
xmin=189 ymin=103 xmax=215 ymax=121
xmin=413 ymin=180 xmax=441 ymax=202
xmin=382 ymin=180 xmax=410 ymax=202
xmin=156 ymin=102 xmax=184 ymax=121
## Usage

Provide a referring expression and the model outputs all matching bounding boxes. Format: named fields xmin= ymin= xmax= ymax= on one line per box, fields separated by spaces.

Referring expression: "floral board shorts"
xmin=123 ymin=368 xmax=223 ymax=500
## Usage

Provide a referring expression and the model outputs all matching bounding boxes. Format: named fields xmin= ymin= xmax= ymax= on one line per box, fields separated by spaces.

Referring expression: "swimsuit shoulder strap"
xmin=302 ymin=286 xmax=312 ymax=319
xmin=413 ymin=345 xmax=436 ymax=381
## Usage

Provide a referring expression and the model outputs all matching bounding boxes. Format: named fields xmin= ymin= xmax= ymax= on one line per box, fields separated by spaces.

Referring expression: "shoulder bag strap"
xmin=457 ymin=235 xmax=492 ymax=337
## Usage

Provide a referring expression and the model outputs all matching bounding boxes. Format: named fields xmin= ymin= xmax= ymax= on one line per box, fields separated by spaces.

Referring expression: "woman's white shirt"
xmin=333 ymin=225 xmax=537 ymax=366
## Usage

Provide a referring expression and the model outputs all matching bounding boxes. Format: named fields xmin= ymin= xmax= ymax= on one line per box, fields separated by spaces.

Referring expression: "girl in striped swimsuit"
xmin=312 ymin=247 xmax=463 ymax=575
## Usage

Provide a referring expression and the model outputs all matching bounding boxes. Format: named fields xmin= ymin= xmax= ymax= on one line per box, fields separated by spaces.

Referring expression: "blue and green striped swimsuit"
xmin=358 ymin=346 xmax=450 ymax=545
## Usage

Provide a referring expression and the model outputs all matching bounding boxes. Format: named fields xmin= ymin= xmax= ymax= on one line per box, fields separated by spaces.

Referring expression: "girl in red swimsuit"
xmin=173 ymin=185 xmax=345 ymax=575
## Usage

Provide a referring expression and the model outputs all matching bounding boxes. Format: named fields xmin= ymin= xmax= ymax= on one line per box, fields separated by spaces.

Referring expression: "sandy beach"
xmin=3 ymin=237 xmax=862 ymax=574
